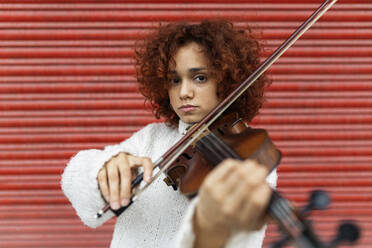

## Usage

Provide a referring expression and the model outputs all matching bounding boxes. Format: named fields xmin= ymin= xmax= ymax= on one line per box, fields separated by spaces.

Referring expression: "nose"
xmin=179 ymin=80 xmax=194 ymax=100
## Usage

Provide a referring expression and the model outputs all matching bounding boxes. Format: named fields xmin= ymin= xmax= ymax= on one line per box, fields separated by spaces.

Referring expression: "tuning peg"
xmin=300 ymin=190 xmax=330 ymax=216
xmin=326 ymin=221 xmax=360 ymax=248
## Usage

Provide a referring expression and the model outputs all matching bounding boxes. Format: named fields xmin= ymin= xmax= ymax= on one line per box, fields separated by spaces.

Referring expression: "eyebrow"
xmin=169 ymin=67 xmax=207 ymax=74
xmin=189 ymin=67 xmax=207 ymax=73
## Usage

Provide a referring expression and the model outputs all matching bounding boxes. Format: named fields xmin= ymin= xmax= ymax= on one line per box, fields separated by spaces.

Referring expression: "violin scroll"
xmin=271 ymin=190 xmax=360 ymax=248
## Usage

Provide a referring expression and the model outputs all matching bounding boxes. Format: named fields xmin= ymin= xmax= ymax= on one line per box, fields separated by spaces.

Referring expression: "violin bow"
xmin=96 ymin=0 xmax=339 ymax=219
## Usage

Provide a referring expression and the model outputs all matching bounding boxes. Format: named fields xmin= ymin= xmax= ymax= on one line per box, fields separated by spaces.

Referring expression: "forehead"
xmin=170 ymin=42 xmax=210 ymax=70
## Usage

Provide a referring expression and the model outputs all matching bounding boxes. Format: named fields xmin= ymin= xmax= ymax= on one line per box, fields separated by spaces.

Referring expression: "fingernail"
xmin=145 ymin=176 xmax=151 ymax=182
xmin=111 ymin=201 xmax=120 ymax=210
xmin=121 ymin=198 xmax=130 ymax=206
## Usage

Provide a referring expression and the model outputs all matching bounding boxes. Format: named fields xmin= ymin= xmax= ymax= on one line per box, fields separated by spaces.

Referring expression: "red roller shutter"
xmin=0 ymin=1 xmax=371 ymax=247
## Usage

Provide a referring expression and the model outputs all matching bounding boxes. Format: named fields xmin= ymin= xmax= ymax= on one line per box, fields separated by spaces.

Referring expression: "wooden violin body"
xmin=163 ymin=113 xmax=281 ymax=196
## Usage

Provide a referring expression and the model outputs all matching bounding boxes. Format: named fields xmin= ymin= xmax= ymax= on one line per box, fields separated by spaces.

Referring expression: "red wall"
xmin=0 ymin=0 xmax=371 ymax=247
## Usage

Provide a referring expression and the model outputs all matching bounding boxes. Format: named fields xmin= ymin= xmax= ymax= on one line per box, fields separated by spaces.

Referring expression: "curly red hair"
xmin=135 ymin=19 xmax=271 ymax=126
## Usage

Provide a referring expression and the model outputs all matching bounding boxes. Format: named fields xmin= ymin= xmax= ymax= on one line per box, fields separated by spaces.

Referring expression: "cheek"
xmin=167 ymin=89 xmax=177 ymax=109
xmin=200 ymin=87 xmax=220 ymax=111
xmin=209 ymin=85 xmax=220 ymax=104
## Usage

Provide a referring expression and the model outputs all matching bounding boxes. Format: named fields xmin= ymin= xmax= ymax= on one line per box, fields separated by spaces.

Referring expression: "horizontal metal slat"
xmin=1 ymin=3 xmax=371 ymax=11
xmin=0 ymin=37 xmax=370 ymax=48
xmin=3 ymin=141 xmax=372 ymax=154
xmin=2 ymin=163 xmax=372 ymax=176
xmin=0 ymin=64 xmax=371 ymax=76
xmin=281 ymin=156 xmax=372 ymax=165
xmin=268 ymin=82 xmax=372 ymax=91
xmin=1 ymin=93 xmax=142 ymax=101
xmin=0 ymin=109 xmax=151 ymax=117
xmin=1 ymin=131 xmax=371 ymax=144
xmin=1 ymin=56 xmax=372 ymax=66
xmin=1 ymin=46 xmax=370 ymax=59
xmin=0 ymin=166 xmax=63 ymax=175
xmin=0 ymin=9 xmax=371 ymax=22
xmin=0 ymin=240 xmax=110 ymax=248
xmin=0 ymin=21 xmax=371 ymax=31
xmin=2 ymin=98 xmax=372 ymax=111
xmin=2 ymin=82 xmax=372 ymax=95
xmin=0 ymin=75 xmax=134 ymax=84
xmin=1 ymin=116 xmax=371 ymax=129
xmin=281 ymin=147 xmax=372 ymax=157
xmin=0 ymin=0 xmax=366 ymax=4
xmin=3 ymin=91 xmax=372 ymax=100
xmin=0 ymin=47 xmax=133 ymax=58
xmin=0 ymin=108 xmax=370 ymax=119
xmin=0 ymin=116 xmax=156 ymax=127
xmin=0 ymin=126 xmax=141 ymax=134
xmin=254 ymin=115 xmax=372 ymax=124
xmin=0 ymin=123 xmax=370 ymax=135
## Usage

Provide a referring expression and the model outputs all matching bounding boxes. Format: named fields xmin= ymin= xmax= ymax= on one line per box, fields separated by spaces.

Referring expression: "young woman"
xmin=61 ymin=20 xmax=277 ymax=248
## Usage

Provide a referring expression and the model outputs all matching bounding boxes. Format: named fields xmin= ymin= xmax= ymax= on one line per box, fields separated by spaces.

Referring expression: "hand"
xmin=195 ymin=159 xmax=272 ymax=235
xmin=97 ymin=152 xmax=153 ymax=210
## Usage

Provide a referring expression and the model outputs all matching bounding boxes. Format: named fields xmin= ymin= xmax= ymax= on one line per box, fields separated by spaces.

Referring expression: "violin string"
xmin=196 ymin=135 xmax=224 ymax=166
xmin=204 ymin=134 xmax=236 ymax=163
xmin=272 ymin=193 xmax=304 ymax=237
xmin=268 ymin=194 xmax=291 ymax=234
xmin=209 ymin=133 xmax=241 ymax=159
xmin=196 ymin=132 xmax=239 ymax=167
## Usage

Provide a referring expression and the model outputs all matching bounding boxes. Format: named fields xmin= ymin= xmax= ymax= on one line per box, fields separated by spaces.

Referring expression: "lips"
xmin=179 ymin=104 xmax=197 ymax=113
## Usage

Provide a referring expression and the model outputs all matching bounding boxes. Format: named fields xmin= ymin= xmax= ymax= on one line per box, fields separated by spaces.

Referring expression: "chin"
xmin=180 ymin=116 xmax=200 ymax=124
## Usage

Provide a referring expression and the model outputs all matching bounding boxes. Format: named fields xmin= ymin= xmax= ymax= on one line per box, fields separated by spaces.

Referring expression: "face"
xmin=167 ymin=42 xmax=220 ymax=124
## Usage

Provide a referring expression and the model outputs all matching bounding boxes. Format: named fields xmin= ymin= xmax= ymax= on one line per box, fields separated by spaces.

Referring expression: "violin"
xmin=163 ymin=113 xmax=360 ymax=248
xmin=95 ymin=0 xmax=361 ymax=246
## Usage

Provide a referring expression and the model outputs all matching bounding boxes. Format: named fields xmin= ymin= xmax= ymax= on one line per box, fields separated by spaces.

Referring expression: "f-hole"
xmin=181 ymin=153 xmax=192 ymax=160
xmin=217 ymin=128 xmax=224 ymax=136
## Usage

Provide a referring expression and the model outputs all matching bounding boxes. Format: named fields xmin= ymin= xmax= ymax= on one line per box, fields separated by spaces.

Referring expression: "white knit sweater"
xmin=61 ymin=120 xmax=277 ymax=248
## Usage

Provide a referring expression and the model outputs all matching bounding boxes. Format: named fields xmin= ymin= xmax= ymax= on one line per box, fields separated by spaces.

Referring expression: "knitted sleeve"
xmin=60 ymin=123 xmax=157 ymax=228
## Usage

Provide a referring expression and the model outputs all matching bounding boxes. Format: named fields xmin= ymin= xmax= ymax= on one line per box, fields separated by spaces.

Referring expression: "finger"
xmin=242 ymin=183 xmax=272 ymax=230
xmin=243 ymin=159 xmax=269 ymax=178
xmin=127 ymin=155 xmax=143 ymax=168
xmin=220 ymin=163 xmax=266 ymax=220
xmin=118 ymin=154 xmax=132 ymax=206
xmin=106 ymin=162 xmax=121 ymax=210
xmin=142 ymin=157 xmax=153 ymax=183
xmin=221 ymin=173 xmax=253 ymax=223
xmin=202 ymin=160 xmax=241 ymax=204
xmin=97 ymin=167 xmax=110 ymax=202
xmin=241 ymin=161 xmax=269 ymax=189
xmin=205 ymin=158 xmax=240 ymax=186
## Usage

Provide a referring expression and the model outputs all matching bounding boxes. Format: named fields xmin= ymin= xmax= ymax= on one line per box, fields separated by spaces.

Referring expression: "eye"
xmin=169 ymin=77 xmax=181 ymax=85
xmin=194 ymin=75 xmax=207 ymax=83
